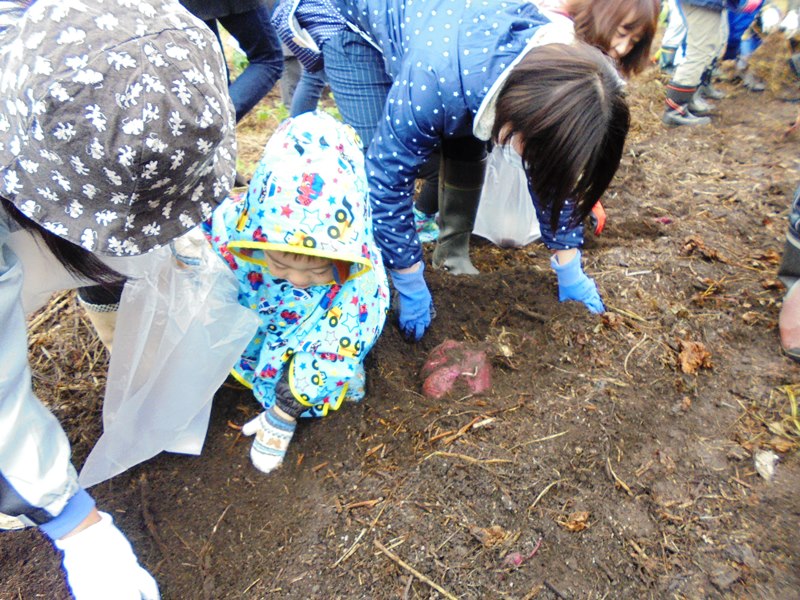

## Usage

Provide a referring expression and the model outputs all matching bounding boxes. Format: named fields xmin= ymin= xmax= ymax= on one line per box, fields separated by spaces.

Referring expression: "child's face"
xmin=264 ymin=250 xmax=334 ymax=289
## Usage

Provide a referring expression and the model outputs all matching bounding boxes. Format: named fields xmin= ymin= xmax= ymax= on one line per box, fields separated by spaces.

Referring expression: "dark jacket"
xmin=179 ymin=0 xmax=265 ymax=21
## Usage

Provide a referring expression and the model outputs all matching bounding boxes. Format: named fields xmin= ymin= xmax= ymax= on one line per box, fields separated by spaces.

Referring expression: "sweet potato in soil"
xmin=3 ymin=65 xmax=799 ymax=599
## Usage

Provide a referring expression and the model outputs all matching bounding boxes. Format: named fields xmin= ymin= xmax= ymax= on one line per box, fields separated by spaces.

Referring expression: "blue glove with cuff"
xmin=550 ymin=250 xmax=605 ymax=314
xmin=390 ymin=264 xmax=434 ymax=341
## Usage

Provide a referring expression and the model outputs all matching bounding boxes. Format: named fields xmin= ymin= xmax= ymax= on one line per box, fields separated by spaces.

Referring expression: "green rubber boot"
xmin=431 ymin=155 xmax=487 ymax=275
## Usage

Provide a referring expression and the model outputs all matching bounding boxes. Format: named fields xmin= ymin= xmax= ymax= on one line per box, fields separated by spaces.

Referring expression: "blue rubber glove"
xmin=390 ymin=264 xmax=434 ymax=341
xmin=550 ymin=250 xmax=605 ymax=314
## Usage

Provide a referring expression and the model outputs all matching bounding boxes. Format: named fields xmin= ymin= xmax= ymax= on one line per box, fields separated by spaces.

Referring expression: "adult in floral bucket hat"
xmin=0 ymin=0 xmax=237 ymax=256
xmin=0 ymin=0 xmax=236 ymax=598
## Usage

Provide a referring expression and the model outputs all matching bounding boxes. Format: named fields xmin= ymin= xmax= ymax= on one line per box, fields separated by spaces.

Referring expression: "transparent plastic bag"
xmin=473 ymin=145 xmax=541 ymax=248
xmin=79 ymin=231 xmax=259 ymax=487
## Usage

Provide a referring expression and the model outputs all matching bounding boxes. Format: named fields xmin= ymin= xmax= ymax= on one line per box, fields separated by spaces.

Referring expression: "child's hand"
xmin=550 ymin=250 xmax=605 ymax=314
xmin=241 ymin=406 xmax=297 ymax=474
xmin=390 ymin=263 xmax=434 ymax=341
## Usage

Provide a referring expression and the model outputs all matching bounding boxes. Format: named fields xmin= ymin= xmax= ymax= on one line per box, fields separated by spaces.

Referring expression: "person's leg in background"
xmin=660 ymin=0 xmax=688 ymax=74
xmin=218 ymin=4 xmax=284 ymax=122
xmin=726 ymin=3 xmax=766 ymax=91
xmin=431 ymin=137 xmax=488 ymax=275
xmin=280 ymin=51 xmax=302 ymax=108
xmin=663 ymin=4 xmax=723 ymax=126
xmin=290 ymin=69 xmax=327 ymax=116
xmin=697 ymin=7 xmax=730 ymax=101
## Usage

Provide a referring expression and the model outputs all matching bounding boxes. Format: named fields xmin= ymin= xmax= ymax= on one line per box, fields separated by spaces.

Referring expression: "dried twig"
xmin=332 ymin=527 xmax=367 ymax=568
xmin=511 ymin=430 xmax=568 ymax=451
xmin=606 ymin=457 xmax=633 ymax=496
xmin=423 ymin=451 xmax=512 ymax=465
xmin=513 ymin=304 xmax=546 ymax=322
xmin=527 ymin=479 xmax=563 ymax=512
xmin=373 ymin=539 xmax=458 ymax=600
xmin=543 ymin=579 xmax=570 ymax=599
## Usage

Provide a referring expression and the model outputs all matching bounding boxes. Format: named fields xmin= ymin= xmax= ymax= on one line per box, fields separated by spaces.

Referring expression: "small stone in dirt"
xmin=754 ymin=449 xmax=779 ymax=481
xmin=710 ymin=564 xmax=741 ymax=591
xmin=500 ymin=491 xmax=516 ymax=512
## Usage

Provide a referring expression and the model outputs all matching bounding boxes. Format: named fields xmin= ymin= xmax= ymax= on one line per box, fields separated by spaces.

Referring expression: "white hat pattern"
xmin=0 ymin=0 xmax=237 ymax=256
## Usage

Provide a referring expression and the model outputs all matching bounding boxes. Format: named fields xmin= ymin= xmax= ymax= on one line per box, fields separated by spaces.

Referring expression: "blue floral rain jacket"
xmin=205 ymin=112 xmax=389 ymax=417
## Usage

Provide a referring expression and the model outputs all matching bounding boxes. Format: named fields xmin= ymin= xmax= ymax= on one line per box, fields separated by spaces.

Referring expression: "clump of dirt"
xmin=749 ymin=31 xmax=800 ymax=99
xmin=3 ymin=57 xmax=800 ymax=600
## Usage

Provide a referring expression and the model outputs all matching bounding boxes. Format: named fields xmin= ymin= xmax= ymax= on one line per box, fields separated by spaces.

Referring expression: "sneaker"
xmin=699 ymin=82 xmax=726 ymax=100
xmin=662 ymin=103 xmax=711 ymax=127
xmin=688 ymin=92 xmax=715 ymax=116
xmin=742 ymin=72 xmax=766 ymax=92
xmin=413 ymin=206 xmax=440 ymax=243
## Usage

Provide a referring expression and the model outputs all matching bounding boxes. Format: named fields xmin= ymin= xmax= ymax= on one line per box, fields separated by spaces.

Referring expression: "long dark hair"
xmin=566 ymin=0 xmax=659 ymax=76
xmin=1 ymin=196 xmax=123 ymax=286
xmin=492 ymin=43 xmax=630 ymax=231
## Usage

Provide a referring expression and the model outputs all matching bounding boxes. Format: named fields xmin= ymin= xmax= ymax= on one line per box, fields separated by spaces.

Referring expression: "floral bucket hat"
xmin=0 ymin=0 xmax=237 ymax=256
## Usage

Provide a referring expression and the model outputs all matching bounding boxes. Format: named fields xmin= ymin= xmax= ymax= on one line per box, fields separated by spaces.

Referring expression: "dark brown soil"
xmin=3 ymin=60 xmax=800 ymax=599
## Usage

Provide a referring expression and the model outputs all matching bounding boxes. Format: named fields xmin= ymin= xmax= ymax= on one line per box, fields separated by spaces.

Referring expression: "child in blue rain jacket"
xmin=275 ymin=0 xmax=631 ymax=341
xmin=204 ymin=111 xmax=389 ymax=473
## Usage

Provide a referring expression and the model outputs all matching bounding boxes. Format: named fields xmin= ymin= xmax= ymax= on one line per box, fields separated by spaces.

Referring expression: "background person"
xmin=179 ymin=0 xmax=284 ymax=123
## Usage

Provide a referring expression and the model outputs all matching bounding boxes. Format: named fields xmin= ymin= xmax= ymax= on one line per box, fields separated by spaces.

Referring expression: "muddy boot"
xmin=699 ymin=66 xmax=725 ymax=100
xmin=431 ymin=155 xmax=486 ymax=275
xmin=663 ymin=83 xmax=711 ymax=127
xmin=662 ymin=101 xmax=711 ymax=127
xmin=688 ymin=91 xmax=715 ymax=115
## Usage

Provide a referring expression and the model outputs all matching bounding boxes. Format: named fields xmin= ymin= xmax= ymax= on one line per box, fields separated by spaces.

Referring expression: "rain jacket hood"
xmin=205 ymin=112 xmax=389 ymax=417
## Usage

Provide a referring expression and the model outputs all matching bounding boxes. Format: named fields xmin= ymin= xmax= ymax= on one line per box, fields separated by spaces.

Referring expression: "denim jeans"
xmin=206 ymin=5 xmax=284 ymax=122
xmin=321 ymin=30 xmax=392 ymax=147
xmin=290 ymin=69 xmax=327 ymax=116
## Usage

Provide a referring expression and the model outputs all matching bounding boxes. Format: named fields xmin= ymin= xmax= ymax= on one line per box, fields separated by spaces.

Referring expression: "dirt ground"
xmin=3 ymin=43 xmax=800 ymax=600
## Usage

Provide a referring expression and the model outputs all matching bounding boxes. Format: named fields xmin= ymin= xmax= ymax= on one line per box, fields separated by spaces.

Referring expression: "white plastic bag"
xmin=473 ymin=145 xmax=541 ymax=248
xmin=79 ymin=232 xmax=259 ymax=487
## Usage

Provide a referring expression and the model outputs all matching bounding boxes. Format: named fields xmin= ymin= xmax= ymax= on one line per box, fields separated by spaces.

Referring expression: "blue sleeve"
xmin=529 ymin=186 xmax=585 ymax=250
xmin=367 ymin=63 xmax=444 ymax=270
